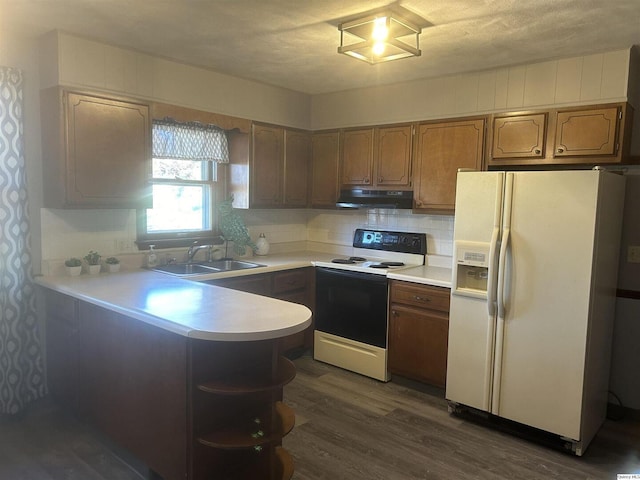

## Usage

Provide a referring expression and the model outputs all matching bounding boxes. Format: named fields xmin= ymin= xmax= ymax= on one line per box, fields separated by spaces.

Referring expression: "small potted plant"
xmin=105 ymin=256 xmax=120 ymax=273
xmin=64 ymin=257 xmax=82 ymax=276
xmin=84 ymin=250 xmax=102 ymax=275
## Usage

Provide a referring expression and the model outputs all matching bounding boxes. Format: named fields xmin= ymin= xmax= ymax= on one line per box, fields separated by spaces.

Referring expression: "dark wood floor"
xmin=1 ymin=354 xmax=638 ymax=479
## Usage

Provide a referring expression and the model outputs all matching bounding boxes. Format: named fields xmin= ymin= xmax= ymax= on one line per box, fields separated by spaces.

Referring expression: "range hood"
xmin=336 ymin=189 xmax=414 ymax=209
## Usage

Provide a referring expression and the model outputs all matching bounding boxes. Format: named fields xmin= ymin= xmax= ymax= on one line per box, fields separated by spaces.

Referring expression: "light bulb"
xmin=372 ymin=41 xmax=386 ymax=56
xmin=372 ymin=17 xmax=388 ymax=41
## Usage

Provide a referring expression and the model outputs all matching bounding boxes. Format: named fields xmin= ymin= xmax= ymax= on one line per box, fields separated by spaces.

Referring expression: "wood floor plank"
xmin=284 ymin=355 xmax=640 ymax=480
xmin=1 ymin=354 xmax=638 ymax=480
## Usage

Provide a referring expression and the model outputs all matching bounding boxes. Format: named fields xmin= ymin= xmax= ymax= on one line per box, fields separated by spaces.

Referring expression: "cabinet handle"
xmin=379 ymin=177 xmax=383 ymax=182
xmin=364 ymin=178 xmax=370 ymax=184
xmin=414 ymin=295 xmax=431 ymax=302
xmin=415 ymin=200 xmax=423 ymax=207
xmin=557 ymin=147 xmax=564 ymax=153
xmin=391 ymin=310 xmax=398 ymax=317
xmin=534 ymin=149 xmax=541 ymax=154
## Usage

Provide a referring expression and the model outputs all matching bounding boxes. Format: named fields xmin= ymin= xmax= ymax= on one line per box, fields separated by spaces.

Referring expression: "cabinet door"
xmin=64 ymin=91 xmax=151 ymax=208
xmin=388 ymin=304 xmax=449 ymax=388
xmin=413 ymin=118 xmax=485 ymax=213
xmin=490 ymin=113 xmax=546 ymax=163
xmin=251 ymin=124 xmax=284 ymax=207
xmin=311 ymin=131 xmax=340 ymax=208
xmin=341 ymin=128 xmax=374 ymax=186
xmin=272 ymin=268 xmax=315 ymax=353
xmin=207 ymin=273 xmax=271 ymax=296
xmin=375 ymin=125 xmax=412 ymax=187
xmin=553 ymin=106 xmax=620 ymax=158
xmin=283 ymin=130 xmax=311 ymax=207
xmin=45 ymin=291 xmax=79 ymax=411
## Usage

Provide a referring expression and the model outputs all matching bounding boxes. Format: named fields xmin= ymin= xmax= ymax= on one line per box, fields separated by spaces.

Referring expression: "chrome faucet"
xmin=186 ymin=242 xmax=211 ymax=263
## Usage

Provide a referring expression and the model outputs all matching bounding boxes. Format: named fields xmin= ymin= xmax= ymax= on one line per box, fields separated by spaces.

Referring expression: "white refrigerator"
xmin=446 ymin=169 xmax=625 ymax=456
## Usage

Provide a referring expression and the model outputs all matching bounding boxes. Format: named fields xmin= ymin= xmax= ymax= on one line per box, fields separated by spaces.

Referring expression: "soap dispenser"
xmin=255 ymin=233 xmax=270 ymax=256
xmin=147 ymin=245 xmax=158 ymax=268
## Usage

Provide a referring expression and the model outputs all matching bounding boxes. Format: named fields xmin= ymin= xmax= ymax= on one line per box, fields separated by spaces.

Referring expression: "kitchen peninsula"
xmin=36 ymin=271 xmax=312 ymax=480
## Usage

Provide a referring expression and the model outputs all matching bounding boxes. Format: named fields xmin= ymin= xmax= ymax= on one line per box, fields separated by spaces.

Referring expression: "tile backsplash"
xmin=40 ymin=207 xmax=454 ymax=274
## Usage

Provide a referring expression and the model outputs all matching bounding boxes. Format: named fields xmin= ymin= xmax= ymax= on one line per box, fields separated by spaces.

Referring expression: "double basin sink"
xmin=151 ymin=259 xmax=265 ymax=276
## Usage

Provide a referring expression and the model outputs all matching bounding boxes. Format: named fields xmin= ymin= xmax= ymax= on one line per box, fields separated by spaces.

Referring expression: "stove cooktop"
xmin=317 ymin=229 xmax=427 ymax=275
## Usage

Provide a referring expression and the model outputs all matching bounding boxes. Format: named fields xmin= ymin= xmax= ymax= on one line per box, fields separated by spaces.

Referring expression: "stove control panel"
xmin=353 ymin=229 xmax=426 ymax=254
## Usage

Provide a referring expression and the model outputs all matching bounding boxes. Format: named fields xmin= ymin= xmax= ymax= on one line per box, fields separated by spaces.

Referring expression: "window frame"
xmin=136 ymin=123 xmax=229 ymax=251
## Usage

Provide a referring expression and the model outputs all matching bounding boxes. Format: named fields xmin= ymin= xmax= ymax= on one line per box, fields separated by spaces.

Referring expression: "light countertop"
xmin=387 ymin=265 xmax=453 ymax=288
xmin=36 ymin=250 xmax=452 ymax=342
xmin=36 ymin=270 xmax=312 ymax=342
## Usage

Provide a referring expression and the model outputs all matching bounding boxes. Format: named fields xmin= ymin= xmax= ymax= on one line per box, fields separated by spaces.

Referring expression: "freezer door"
xmin=446 ymin=171 xmax=503 ymax=411
xmin=491 ymin=170 xmax=602 ymax=440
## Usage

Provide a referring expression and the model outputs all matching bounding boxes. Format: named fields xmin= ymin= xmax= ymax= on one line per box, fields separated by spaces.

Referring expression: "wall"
xmin=310 ymin=50 xmax=631 ymax=129
xmin=42 ymin=31 xmax=312 ymax=129
xmin=610 ymin=172 xmax=640 ymax=410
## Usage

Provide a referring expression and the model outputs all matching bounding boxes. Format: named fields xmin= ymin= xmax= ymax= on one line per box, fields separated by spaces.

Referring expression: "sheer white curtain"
xmin=0 ymin=66 xmax=45 ymax=415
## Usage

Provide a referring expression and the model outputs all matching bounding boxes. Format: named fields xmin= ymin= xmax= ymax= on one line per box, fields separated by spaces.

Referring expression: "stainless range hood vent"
xmin=336 ymin=189 xmax=413 ymax=209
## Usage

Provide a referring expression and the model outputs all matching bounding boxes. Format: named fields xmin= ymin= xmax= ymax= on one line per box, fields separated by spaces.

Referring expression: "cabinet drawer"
xmin=390 ymin=281 xmax=450 ymax=312
xmin=272 ymin=269 xmax=308 ymax=294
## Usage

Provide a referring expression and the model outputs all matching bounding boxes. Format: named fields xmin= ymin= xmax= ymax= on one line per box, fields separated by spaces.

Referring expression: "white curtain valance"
xmin=152 ymin=118 xmax=229 ymax=163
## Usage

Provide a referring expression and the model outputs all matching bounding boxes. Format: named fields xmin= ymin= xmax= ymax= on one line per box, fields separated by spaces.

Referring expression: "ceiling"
xmin=3 ymin=0 xmax=640 ymax=95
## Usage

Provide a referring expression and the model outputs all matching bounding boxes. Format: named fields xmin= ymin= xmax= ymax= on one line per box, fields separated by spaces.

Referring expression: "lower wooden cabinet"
xmin=388 ymin=280 xmax=450 ymax=388
xmin=44 ymin=290 xmax=80 ymax=411
xmin=205 ymin=267 xmax=315 ymax=354
xmin=43 ymin=289 xmax=297 ymax=480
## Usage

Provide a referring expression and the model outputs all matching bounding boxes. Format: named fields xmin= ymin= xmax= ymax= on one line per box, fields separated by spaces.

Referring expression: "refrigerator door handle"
xmin=487 ymin=227 xmax=499 ymax=317
xmin=496 ymin=172 xmax=513 ymax=321
xmin=496 ymin=227 xmax=510 ymax=320
xmin=487 ymin=171 xmax=504 ymax=317
xmin=493 ymin=172 xmax=513 ymax=415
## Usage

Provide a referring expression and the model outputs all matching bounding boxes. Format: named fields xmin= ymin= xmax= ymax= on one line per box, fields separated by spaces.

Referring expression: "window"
xmin=137 ymin=119 xmax=229 ymax=248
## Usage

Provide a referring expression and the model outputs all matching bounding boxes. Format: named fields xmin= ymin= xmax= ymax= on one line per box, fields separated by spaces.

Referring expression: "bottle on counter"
xmin=147 ymin=245 xmax=158 ymax=268
xmin=255 ymin=233 xmax=270 ymax=256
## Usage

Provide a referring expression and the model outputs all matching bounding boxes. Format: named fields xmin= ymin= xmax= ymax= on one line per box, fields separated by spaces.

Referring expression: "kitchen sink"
xmin=151 ymin=260 xmax=264 ymax=276
xmin=151 ymin=263 xmax=222 ymax=276
xmin=200 ymin=259 xmax=265 ymax=271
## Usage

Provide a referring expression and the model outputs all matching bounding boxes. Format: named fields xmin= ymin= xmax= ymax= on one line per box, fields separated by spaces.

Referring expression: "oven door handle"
xmin=316 ymin=267 xmax=389 ymax=285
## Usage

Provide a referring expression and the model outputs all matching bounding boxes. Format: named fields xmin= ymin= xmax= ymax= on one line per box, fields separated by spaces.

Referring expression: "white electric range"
xmin=313 ymin=229 xmax=427 ymax=381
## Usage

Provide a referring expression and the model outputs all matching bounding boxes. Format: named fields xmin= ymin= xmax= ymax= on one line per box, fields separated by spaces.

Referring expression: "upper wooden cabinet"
xmin=250 ymin=124 xmax=310 ymax=208
xmin=375 ymin=125 xmax=413 ymax=188
xmin=487 ymin=103 xmax=634 ymax=167
xmin=490 ymin=112 xmax=547 ymax=163
xmin=413 ymin=118 xmax=485 ymax=213
xmin=552 ymin=104 xmax=629 ymax=160
xmin=341 ymin=128 xmax=375 ymax=186
xmin=310 ymin=131 xmax=340 ymax=208
xmin=40 ymin=88 xmax=152 ymax=209
xmin=340 ymin=125 xmax=413 ymax=189
xmin=251 ymin=124 xmax=284 ymax=208
xmin=284 ymin=130 xmax=311 ymax=207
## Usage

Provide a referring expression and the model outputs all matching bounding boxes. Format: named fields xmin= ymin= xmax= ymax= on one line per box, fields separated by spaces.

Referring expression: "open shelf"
xmin=275 ymin=446 xmax=294 ymax=480
xmin=197 ymin=401 xmax=295 ymax=450
xmin=196 ymin=356 xmax=296 ymax=395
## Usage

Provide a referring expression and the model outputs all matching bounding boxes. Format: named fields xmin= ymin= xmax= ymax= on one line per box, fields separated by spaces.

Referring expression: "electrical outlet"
xmin=627 ymin=246 xmax=640 ymax=263
xmin=116 ymin=239 xmax=135 ymax=253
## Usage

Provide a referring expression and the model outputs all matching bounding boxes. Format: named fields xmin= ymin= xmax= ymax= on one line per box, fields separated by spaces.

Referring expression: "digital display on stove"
xmin=358 ymin=230 xmax=399 ymax=246
xmin=353 ymin=228 xmax=427 ymax=255
xmin=361 ymin=231 xmax=384 ymax=245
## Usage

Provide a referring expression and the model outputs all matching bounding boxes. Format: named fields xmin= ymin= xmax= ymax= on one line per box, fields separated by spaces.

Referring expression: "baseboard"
xmin=607 ymin=402 xmax=640 ymax=421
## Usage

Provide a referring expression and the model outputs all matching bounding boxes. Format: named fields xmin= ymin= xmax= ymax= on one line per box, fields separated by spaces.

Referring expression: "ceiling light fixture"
xmin=338 ymin=11 xmax=422 ymax=64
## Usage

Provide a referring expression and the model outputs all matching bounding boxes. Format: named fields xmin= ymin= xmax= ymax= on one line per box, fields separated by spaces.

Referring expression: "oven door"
xmin=315 ymin=267 xmax=389 ymax=348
